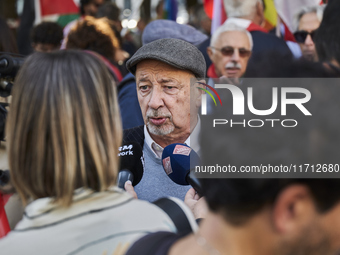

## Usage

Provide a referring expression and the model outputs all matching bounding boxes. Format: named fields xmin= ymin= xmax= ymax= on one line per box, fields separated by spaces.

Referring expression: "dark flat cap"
xmin=142 ymin=20 xmax=208 ymax=46
xmin=126 ymin=38 xmax=206 ymax=78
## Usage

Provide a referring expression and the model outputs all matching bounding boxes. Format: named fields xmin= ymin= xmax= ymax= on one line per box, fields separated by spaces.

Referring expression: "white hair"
xmin=294 ymin=5 xmax=326 ymax=32
xmin=223 ymin=0 xmax=262 ymax=18
xmin=210 ymin=23 xmax=253 ymax=50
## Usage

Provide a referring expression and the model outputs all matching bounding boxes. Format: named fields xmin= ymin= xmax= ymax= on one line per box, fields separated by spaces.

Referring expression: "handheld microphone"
xmin=161 ymin=143 xmax=202 ymax=196
xmin=0 ymin=170 xmax=9 ymax=187
xmin=0 ymin=170 xmax=15 ymax=194
xmin=117 ymin=142 xmax=144 ymax=189
xmin=0 ymin=55 xmax=25 ymax=78
xmin=0 ymin=80 xmax=13 ymax=97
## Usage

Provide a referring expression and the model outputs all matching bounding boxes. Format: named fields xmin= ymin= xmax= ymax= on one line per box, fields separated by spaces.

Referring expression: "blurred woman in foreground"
xmin=0 ymin=50 xmax=178 ymax=254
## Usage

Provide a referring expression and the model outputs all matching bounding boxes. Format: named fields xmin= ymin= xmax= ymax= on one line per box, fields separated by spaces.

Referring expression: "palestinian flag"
xmin=35 ymin=0 xmax=80 ymax=27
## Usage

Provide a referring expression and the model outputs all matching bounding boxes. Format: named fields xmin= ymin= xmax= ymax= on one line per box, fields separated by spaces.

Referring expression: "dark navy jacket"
xmin=118 ymin=73 xmax=144 ymax=130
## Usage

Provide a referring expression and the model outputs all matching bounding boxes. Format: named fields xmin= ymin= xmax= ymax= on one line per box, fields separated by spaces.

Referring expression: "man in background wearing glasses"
xmin=207 ymin=23 xmax=253 ymax=81
xmin=294 ymin=5 xmax=325 ymax=62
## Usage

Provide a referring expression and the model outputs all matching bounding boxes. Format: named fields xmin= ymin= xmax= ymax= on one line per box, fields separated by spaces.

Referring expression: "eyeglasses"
xmin=294 ymin=30 xmax=317 ymax=43
xmin=211 ymin=46 xmax=251 ymax=58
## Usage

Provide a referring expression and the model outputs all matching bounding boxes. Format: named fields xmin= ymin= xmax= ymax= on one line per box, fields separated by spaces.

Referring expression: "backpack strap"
xmin=125 ymin=231 xmax=182 ymax=255
xmin=152 ymin=197 xmax=198 ymax=235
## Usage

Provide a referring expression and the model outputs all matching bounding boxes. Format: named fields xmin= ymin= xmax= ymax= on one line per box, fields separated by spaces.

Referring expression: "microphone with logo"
xmin=117 ymin=142 xmax=144 ymax=190
xmin=161 ymin=143 xmax=202 ymax=196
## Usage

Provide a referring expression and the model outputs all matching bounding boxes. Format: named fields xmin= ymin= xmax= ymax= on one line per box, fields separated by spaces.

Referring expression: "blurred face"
xmin=32 ymin=43 xmax=60 ymax=52
xmin=84 ymin=0 xmax=104 ymax=16
xmin=136 ymin=60 xmax=198 ymax=145
xmin=208 ymin=31 xmax=251 ymax=79
xmin=296 ymin=12 xmax=320 ymax=61
xmin=278 ymin=202 xmax=340 ymax=255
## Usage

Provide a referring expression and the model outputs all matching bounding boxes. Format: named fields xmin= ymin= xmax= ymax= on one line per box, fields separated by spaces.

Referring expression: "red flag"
xmin=204 ymin=0 xmax=214 ymax=19
xmin=0 ymin=193 xmax=10 ymax=238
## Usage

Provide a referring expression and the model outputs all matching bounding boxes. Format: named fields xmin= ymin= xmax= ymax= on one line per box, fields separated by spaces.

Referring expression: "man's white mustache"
xmin=146 ymin=109 xmax=172 ymax=119
xmin=225 ymin=62 xmax=242 ymax=69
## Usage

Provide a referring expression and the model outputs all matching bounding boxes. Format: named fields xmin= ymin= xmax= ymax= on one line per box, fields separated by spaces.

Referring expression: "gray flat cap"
xmin=142 ymin=20 xmax=208 ymax=46
xmin=126 ymin=38 xmax=206 ymax=78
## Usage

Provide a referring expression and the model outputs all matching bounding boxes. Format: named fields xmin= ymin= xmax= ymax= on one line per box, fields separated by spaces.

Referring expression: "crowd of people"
xmin=0 ymin=0 xmax=340 ymax=254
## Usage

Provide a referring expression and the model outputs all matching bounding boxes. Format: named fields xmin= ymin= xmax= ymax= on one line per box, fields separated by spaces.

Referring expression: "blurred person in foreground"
xmin=0 ymin=16 xmax=24 ymax=230
xmin=126 ymin=59 xmax=340 ymax=255
xmin=293 ymin=5 xmax=325 ymax=62
xmin=66 ymin=16 xmax=123 ymax=83
xmin=0 ymin=50 xmax=186 ymax=254
xmin=31 ymin=21 xmax=63 ymax=52
xmin=207 ymin=23 xmax=252 ymax=82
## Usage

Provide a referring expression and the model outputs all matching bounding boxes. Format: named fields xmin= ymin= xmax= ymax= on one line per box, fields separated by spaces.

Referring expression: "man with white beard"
xmin=123 ymin=38 xmax=205 ymax=202
xmin=207 ymin=23 xmax=252 ymax=81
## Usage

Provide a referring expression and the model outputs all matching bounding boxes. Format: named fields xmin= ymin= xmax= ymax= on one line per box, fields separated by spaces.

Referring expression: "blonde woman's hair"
xmin=6 ymin=50 xmax=122 ymax=207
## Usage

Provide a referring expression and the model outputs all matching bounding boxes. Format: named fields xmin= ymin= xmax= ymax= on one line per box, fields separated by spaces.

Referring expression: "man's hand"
xmin=124 ymin=180 xmax=138 ymax=199
xmin=184 ymin=188 xmax=208 ymax=219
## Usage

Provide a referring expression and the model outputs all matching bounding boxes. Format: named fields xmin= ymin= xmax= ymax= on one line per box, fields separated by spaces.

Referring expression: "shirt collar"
xmin=144 ymin=116 xmax=201 ymax=158
xmin=23 ymin=187 xmax=122 ymax=219
xmin=207 ymin=64 xmax=219 ymax=78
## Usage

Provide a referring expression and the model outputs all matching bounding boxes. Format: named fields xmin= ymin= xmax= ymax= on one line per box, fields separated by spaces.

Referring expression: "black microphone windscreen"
xmin=0 ymin=59 xmax=7 ymax=69
xmin=0 ymin=55 xmax=25 ymax=77
xmin=118 ymin=142 xmax=144 ymax=186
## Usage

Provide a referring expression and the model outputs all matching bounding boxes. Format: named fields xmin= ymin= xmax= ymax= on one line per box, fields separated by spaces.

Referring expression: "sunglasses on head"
xmin=294 ymin=30 xmax=317 ymax=43
xmin=211 ymin=46 xmax=251 ymax=58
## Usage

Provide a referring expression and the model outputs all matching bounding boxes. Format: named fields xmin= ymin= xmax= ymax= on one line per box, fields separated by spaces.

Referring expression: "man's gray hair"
xmin=223 ymin=0 xmax=262 ymax=18
xmin=294 ymin=5 xmax=325 ymax=32
xmin=210 ymin=23 xmax=253 ymax=50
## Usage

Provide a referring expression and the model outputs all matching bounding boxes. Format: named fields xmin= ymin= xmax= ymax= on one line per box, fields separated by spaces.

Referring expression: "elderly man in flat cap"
xmin=118 ymin=19 xmax=208 ymax=130
xmin=124 ymin=38 xmax=206 ymax=202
